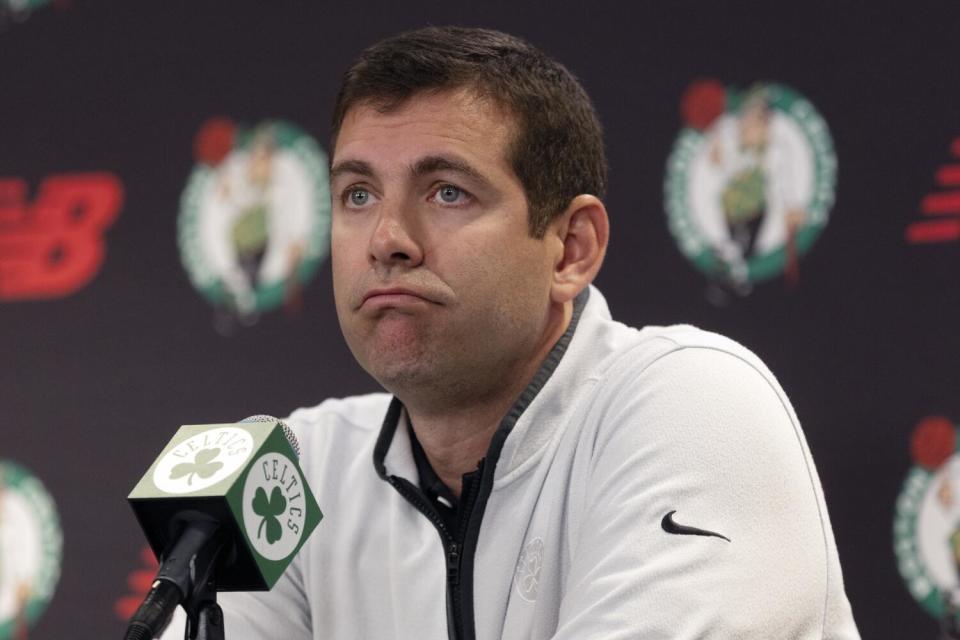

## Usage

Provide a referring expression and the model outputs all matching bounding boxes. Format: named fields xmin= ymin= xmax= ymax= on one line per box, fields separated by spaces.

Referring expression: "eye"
xmin=438 ymin=185 xmax=460 ymax=203
xmin=431 ymin=184 xmax=469 ymax=205
xmin=347 ymin=187 xmax=372 ymax=207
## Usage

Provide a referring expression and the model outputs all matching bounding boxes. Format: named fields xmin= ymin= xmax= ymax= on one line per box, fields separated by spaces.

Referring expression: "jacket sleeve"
xmin=551 ymin=346 xmax=859 ymax=639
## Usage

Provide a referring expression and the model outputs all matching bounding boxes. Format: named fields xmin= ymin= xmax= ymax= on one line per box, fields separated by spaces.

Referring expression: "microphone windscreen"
xmin=239 ymin=414 xmax=301 ymax=459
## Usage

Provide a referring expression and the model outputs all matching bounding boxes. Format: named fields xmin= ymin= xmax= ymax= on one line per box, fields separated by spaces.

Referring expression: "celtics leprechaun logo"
xmin=665 ymin=80 xmax=836 ymax=296
xmin=178 ymin=118 xmax=330 ymax=331
xmin=0 ymin=460 xmax=62 ymax=639
xmin=895 ymin=416 xmax=960 ymax=637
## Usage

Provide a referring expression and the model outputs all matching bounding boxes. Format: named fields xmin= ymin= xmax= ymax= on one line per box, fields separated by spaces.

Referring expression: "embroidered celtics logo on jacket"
xmin=514 ymin=537 xmax=544 ymax=602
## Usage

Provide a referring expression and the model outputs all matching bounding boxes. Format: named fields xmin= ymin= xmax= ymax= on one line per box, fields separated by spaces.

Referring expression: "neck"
xmin=405 ymin=300 xmax=573 ymax=496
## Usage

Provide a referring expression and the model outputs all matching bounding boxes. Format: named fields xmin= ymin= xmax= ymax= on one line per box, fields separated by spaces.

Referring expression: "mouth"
xmin=359 ymin=287 xmax=437 ymax=310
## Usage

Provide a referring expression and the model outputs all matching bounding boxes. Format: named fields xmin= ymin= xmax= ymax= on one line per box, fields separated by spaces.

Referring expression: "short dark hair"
xmin=331 ymin=26 xmax=607 ymax=237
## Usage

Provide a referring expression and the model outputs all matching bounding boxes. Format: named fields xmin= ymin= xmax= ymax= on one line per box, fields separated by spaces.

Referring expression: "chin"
xmin=365 ymin=355 xmax=433 ymax=392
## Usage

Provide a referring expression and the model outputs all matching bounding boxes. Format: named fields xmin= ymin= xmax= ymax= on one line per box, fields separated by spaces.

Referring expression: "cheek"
xmin=507 ymin=243 xmax=557 ymax=315
xmin=330 ymin=251 xmax=347 ymax=306
xmin=330 ymin=225 xmax=364 ymax=276
xmin=330 ymin=240 xmax=363 ymax=321
xmin=507 ymin=236 xmax=555 ymax=283
xmin=431 ymin=242 xmax=499 ymax=299
xmin=444 ymin=238 xmax=553 ymax=313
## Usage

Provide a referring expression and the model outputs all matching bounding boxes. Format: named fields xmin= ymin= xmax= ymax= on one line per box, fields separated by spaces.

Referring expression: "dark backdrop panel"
xmin=2 ymin=1 xmax=958 ymax=637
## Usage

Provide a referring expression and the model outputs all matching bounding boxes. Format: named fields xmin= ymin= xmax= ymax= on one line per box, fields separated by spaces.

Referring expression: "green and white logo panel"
xmin=665 ymin=80 xmax=837 ymax=293
xmin=895 ymin=416 xmax=960 ymax=622
xmin=224 ymin=424 xmax=321 ymax=588
xmin=178 ymin=118 xmax=331 ymax=324
xmin=0 ymin=460 xmax=62 ymax=639
xmin=152 ymin=426 xmax=255 ymax=495
xmin=131 ymin=423 xmax=269 ymax=500
xmin=241 ymin=452 xmax=308 ymax=561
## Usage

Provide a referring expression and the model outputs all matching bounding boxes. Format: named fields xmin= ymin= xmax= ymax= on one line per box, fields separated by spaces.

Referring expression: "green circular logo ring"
xmin=0 ymin=460 xmax=62 ymax=639
xmin=178 ymin=119 xmax=331 ymax=315
xmin=665 ymin=82 xmax=837 ymax=285
xmin=894 ymin=417 xmax=960 ymax=622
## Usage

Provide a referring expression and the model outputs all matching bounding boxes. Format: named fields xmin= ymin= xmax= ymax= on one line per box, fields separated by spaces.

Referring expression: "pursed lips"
xmin=359 ymin=287 xmax=438 ymax=310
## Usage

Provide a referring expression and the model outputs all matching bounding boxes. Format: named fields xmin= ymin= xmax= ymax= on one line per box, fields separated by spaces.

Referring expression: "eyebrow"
xmin=330 ymin=155 xmax=492 ymax=189
xmin=411 ymin=155 xmax=487 ymax=186
xmin=330 ymin=159 xmax=374 ymax=180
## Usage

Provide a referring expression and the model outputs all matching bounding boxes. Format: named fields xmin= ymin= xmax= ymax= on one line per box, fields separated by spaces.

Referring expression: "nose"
xmin=368 ymin=204 xmax=424 ymax=268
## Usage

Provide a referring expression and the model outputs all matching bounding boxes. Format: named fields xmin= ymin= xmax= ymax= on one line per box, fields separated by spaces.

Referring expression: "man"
xmin=163 ymin=26 xmax=859 ymax=639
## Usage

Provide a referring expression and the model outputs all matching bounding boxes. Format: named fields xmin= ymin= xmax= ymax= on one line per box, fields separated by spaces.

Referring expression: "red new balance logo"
xmin=0 ymin=173 xmax=123 ymax=300
xmin=115 ymin=545 xmax=159 ymax=623
xmin=906 ymin=138 xmax=960 ymax=244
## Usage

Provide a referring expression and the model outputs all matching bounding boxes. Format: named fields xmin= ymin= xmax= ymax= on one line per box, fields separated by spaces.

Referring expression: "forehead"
xmin=332 ymin=88 xmax=516 ymax=172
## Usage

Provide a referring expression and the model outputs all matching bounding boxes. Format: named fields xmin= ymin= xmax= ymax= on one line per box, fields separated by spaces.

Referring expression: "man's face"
xmin=330 ymin=88 xmax=561 ymax=407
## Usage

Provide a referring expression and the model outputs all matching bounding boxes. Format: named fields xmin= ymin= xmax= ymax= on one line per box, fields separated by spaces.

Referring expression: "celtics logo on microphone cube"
xmin=128 ymin=421 xmax=321 ymax=590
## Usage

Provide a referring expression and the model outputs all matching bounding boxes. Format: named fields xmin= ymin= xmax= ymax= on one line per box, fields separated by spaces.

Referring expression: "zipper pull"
xmin=446 ymin=543 xmax=461 ymax=586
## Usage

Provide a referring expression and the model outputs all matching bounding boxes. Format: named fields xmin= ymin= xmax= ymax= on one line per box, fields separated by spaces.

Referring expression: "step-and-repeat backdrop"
xmin=2 ymin=1 xmax=959 ymax=637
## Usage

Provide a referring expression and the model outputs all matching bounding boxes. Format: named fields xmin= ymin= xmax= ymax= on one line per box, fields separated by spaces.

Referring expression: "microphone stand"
xmin=182 ymin=530 xmax=226 ymax=640
xmin=124 ymin=516 xmax=228 ymax=640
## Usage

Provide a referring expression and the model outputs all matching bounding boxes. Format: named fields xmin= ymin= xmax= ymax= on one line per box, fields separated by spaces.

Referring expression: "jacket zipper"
xmin=447 ymin=543 xmax=461 ymax=585
xmin=387 ymin=476 xmax=465 ymax=640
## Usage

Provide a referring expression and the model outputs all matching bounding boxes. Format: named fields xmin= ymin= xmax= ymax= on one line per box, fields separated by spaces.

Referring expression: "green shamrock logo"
xmin=169 ymin=448 xmax=223 ymax=486
xmin=252 ymin=486 xmax=287 ymax=544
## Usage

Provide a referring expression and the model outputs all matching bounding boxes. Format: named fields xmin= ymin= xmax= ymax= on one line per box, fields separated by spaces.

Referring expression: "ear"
xmin=549 ymin=195 xmax=609 ymax=305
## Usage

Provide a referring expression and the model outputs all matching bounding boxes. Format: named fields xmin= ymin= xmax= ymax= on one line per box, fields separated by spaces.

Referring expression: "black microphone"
xmin=124 ymin=415 xmax=322 ymax=639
